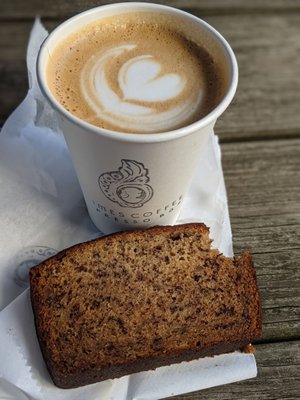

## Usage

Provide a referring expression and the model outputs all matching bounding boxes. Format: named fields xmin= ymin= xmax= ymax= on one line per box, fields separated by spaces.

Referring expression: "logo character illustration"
xmin=98 ymin=159 xmax=154 ymax=208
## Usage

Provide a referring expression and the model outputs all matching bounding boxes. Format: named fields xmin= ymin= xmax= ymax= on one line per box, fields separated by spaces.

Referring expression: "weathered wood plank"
xmin=0 ymin=22 xmax=29 ymax=122
xmin=172 ymin=341 xmax=300 ymax=399
xmin=1 ymin=13 xmax=300 ymax=142
xmin=256 ymin=253 xmax=300 ymax=342
xmin=2 ymin=0 xmax=300 ymax=19
xmin=209 ymin=13 xmax=300 ymax=141
xmin=221 ymin=139 xmax=300 ymax=342
xmin=222 ymin=139 xmax=300 ymax=253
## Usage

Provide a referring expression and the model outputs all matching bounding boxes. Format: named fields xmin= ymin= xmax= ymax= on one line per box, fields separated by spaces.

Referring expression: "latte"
xmin=47 ymin=12 xmax=226 ymax=133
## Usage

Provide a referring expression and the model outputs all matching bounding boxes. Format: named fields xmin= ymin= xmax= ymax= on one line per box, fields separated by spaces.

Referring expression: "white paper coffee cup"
xmin=37 ymin=2 xmax=238 ymax=234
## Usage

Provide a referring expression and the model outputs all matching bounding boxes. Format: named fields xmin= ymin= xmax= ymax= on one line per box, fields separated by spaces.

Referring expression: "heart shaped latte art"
xmin=119 ymin=55 xmax=184 ymax=102
xmin=80 ymin=44 xmax=203 ymax=132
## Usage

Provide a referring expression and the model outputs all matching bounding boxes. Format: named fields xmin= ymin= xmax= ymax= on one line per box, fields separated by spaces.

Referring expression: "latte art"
xmin=47 ymin=12 xmax=225 ymax=133
xmin=81 ymin=44 xmax=202 ymax=132
xmin=119 ymin=55 xmax=184 ymax=101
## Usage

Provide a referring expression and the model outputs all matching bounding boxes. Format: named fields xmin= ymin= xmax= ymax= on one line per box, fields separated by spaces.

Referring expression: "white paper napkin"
xmin=0 ymin=18 xmax=257 ymax=400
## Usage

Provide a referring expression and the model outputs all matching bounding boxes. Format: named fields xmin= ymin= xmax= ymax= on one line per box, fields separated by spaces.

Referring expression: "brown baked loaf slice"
xmin=29 ymin=223 xmax=262 ymax=389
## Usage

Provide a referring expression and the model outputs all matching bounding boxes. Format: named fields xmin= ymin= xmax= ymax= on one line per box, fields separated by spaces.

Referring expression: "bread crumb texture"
xmin=29 ymin=223 xmax=262 ymax=388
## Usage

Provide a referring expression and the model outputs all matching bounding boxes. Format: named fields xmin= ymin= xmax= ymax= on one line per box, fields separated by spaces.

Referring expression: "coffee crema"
xmin=47 ymin=12 xmax=225 ymax=133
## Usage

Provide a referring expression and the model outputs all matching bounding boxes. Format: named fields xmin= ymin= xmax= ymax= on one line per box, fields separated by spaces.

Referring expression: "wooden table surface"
xmin=1 ymin=1 xmax=299 ymax=399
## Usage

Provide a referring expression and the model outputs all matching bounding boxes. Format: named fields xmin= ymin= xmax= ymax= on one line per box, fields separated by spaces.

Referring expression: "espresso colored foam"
xmin=47 ymin=12 xmax=226 ymax=133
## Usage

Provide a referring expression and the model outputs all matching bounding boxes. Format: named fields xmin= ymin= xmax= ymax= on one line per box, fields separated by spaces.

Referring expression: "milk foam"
xmin=80 ymin=44 xmax=202 ymax=132
xmin=48 ymin=12 xmax=224 ymax=133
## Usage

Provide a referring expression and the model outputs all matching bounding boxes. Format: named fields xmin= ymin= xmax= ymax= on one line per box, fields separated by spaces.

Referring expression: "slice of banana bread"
xmin=29 ymin=223 xmax=262 ymax=389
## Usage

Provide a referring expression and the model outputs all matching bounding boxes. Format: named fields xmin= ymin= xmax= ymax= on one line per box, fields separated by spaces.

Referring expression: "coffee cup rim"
xmin=37 ymin=2 xmax=238 ymax=143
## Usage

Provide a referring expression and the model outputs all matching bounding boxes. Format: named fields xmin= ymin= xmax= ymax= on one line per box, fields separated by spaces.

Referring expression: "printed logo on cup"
xmin=95 ymin=158 xmax=183 ymax=226
xmin=98 ymin=159 xmax=154 ymax=208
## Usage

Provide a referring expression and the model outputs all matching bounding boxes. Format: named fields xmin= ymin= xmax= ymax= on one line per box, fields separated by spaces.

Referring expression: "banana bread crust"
xmin=30 ymin=223 xmax=262 ymax=389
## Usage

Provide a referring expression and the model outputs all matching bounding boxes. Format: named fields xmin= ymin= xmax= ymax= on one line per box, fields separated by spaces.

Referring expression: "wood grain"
xmin=0 ymin=22 xmax=29 ymax=122
xmin=222 ymin=139 xmax=300 ymax=342
xmin=210 ymin=13 xmax=300 ymax=142
xmin=222 ymin=139 xmax=300 ymax=253
xmin=1 ymin=13 xmax=300 ymax=142
xmin=172 ymin=341 xmax=300 ymax=399
xmin=2 ymin=0 xmax=300 ymax=19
